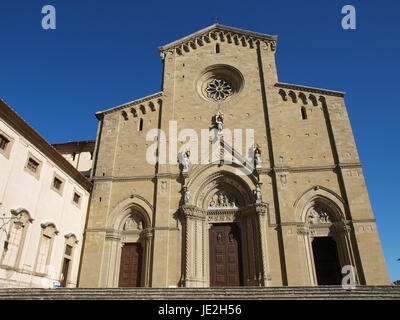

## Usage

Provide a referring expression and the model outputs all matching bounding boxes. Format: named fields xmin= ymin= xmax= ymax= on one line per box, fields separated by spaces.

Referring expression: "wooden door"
xmin=119 ymin=243 xmax=142 ymax=287
xmin=209 ymin=224 xmax=242 ymax=287
xmin=312 ymin=237 xmax=342 ymax=285
xmin=60 ymin=258 xmax=70 ymax=287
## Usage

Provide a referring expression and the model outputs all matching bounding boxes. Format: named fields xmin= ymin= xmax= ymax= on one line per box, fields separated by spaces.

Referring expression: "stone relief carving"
xmin=207 ymin=211 xmax=240 ymax=223
xmin=124 ymin=214 xmax=144 ymax=231
xmin=208 ymin=191 xmax=238 ymax=209
xmin=307 ymin=207 xmax=332 ymax=224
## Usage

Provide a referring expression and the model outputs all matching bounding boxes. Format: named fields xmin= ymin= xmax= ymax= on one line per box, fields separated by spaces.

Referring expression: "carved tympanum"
xmin=208 ymin=191 xmax=238 ymax=209
xmin=124 ymin=214 xmax=144 ymax=231
xmin=307 ymin=207 xmax=332 ymax=224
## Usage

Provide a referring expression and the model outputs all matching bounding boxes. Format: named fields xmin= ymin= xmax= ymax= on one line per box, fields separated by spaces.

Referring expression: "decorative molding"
xmin=95 ymin=92 xmax=163 ymax=118
xmin=93 ymin=173 xmax=181 ymax=182
xmin=275 ymin=82 xmax=346 ymax=98
xmin=180 ymin=205 xmax=206 ymax=220
xmin=159 ymin=24 xmax=278 ymax=57
xmin=207 ymin=210 xmax=240 ymax=223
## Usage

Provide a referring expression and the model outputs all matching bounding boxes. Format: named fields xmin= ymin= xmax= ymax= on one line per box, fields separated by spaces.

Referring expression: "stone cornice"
xmin=95 ymin=92 xmax=163 ymax=119
xmin=338 ymin=162 xmax=363 ymax=169
xmin=275 ymin=82 xmax=346 ymax=97
xmin=92 ymin=173 xmax=181 ymax=182
xmin=92 ymin=162 xmax=363 ymax=183
xmin=259 ymin=163 xmax=362 ymax=174
xmin=158 ymin=23 xmax=277 ymax=57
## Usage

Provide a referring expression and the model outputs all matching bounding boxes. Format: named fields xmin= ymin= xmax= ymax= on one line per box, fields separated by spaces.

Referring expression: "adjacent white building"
xmin=52 ymin=140 xmax=95 ymax=178
xmin=0 ymin=99 xmax=92 ymax=288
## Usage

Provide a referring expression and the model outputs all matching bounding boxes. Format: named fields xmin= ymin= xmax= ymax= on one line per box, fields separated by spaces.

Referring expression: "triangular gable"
xmin=158 ymin=23 xmax=278 ymax=58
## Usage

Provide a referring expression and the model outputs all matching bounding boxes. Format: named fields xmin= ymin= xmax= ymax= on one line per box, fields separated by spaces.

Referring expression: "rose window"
xmin=205 ymin=79 xmax=233 ymax=101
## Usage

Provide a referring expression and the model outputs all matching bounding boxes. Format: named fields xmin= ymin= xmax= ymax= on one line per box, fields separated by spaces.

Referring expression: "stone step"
xmin=0 ymin=286 xmax=399 ymax=300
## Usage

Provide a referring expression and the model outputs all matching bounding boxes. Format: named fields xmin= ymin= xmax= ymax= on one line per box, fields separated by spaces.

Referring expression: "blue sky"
xmin=0 ymin=0 xmax=399 ymax=283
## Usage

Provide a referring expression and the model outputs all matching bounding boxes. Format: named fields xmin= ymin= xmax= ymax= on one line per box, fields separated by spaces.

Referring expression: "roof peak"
xmin=158 ymin=24 xmax=277 ymax=55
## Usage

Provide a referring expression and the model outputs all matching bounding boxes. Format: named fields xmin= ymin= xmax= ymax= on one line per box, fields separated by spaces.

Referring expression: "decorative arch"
xmin=294 ymin=186 xmax=359 ymax=286
xmin=293 ymin=185 xmax=346 ymax=222
xmin=10 ymin=208 xmax=34 ymax=223
xmin=107 ymin=194 xmax=153 ymax=230
xmin=187 ymin=163 xmax=258 ymax=208
xmin=192 ymin=170 xmax=255 ymax=209
xmin=1 ymin=208 xmax=33 ymax=268
xmin=100 ymin=194 xmax=153 ymax=288
xmin=180 ymin=164 xmax=269 ymax=288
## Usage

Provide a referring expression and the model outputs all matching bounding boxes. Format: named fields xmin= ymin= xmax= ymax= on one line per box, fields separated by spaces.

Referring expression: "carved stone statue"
xmin=184 ymin=187 xmax=190 ymax=205
xmin=215 ymin=112 xmax=224 ymax=135
xmin=254 ymin=184 xmax=262 ymax=203
xmin=254 ymin=145 xmax=262 ymax=168
xmin=180 ymin=150 xmax=190 ymax=172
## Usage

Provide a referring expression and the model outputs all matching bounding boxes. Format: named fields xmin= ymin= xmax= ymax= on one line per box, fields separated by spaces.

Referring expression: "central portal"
xmin=209 ymin=223 xmax=243 ymax=287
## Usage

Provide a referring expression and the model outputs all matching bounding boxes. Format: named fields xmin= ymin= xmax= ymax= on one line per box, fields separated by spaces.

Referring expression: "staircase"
xmin=0 ymin=286 xmax=399 ymax=300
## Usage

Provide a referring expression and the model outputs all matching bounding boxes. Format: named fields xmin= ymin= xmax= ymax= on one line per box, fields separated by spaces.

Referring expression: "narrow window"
xmin=65 ymin=244 xmax=73 ymax=256
xmin=216 ymin=43 xmax=220 ymax=53
xmin=36 ymin=235 xmax=51 ymax=274
xmin=139 ymin=118 xmax=144 ymax=131
xmin=27 ymin=158 xmax=40 ymax=173
xmin=301 ymin=107 xmax=308 ymax=120
xmin=2 ymin=223 xmax=23 ymax=266
xmin=53 ymin=177 xmax=63 ymax=190
xmin=73 ymin=192 xmax=81 ymax=204
xmin=0 ymin=135 xmax=9 ymax=150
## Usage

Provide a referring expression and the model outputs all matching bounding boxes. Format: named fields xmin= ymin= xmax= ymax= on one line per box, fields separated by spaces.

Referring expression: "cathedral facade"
xmin=78 ymin=24 xmax=390 ymax=287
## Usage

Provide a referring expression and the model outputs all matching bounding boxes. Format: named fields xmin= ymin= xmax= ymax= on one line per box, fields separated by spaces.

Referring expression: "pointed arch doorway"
xmin=312 ymin=237 xmax=342 ymax=285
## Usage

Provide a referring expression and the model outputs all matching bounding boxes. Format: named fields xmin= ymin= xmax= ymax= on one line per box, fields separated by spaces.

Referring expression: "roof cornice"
xmin=95 ymin=91 xmax=163 ymax=119
xmin=275 ymin=82 xmax=346 ymax=97
xmin=158 ymin=24 xmax=278 ymax=57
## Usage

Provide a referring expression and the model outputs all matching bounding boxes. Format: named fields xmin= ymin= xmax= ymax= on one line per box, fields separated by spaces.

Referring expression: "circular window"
xmin=196 ymin=65 xmax=244 ymax=103
xmin=205 ymin=79 xmax=233 ymax=101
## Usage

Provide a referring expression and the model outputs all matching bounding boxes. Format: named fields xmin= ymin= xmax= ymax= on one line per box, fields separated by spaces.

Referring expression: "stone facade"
xmin=78 ymin=24 xmax=390 ymax=287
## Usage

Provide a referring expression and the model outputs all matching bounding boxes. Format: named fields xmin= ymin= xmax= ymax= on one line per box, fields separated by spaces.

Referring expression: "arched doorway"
xmin=99 ymin=197 xmax=153 ymax=288
xmin=312 ymin=237 xmax=342 ymax=285
xmin=300 ymin=201 xmax=356 ymax=286
xmin=180 ymin=168 xmax=269 ymax=287
xmin=118 ymin=213 xmax=146 ymax=287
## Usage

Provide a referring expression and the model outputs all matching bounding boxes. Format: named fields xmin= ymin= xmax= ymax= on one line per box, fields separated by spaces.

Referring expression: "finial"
xmin=211 ymin=16 xmax=220 ymax=24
